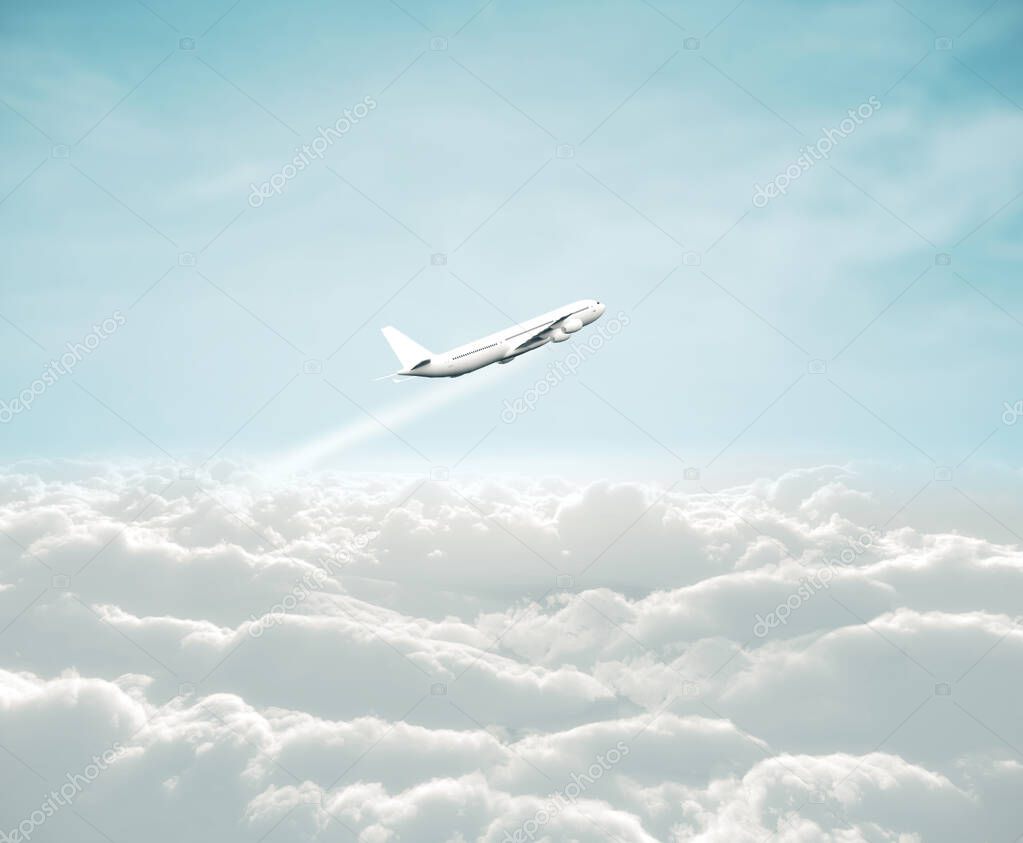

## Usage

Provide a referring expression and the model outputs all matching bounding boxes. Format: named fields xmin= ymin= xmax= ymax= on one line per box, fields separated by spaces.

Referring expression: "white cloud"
xmin=0 ymin=463 xmax=1020 ymax=841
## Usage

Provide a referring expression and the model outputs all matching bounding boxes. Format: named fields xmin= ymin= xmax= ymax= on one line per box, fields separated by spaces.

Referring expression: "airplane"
xmin=380 ymin=299 xmax=606 ymax=378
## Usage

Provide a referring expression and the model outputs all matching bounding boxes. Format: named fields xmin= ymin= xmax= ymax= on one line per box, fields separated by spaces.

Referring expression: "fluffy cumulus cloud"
xmin=0 ymin=462 xmax=1020 ymax=842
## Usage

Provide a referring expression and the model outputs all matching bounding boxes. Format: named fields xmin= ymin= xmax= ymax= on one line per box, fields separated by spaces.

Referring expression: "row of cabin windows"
xmin=453 ymin=342 xmax=501 ymax=360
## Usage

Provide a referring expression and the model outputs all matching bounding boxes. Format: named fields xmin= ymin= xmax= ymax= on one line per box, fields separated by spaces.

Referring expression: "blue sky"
xmin=1 ymin=0 xmax=1021 ymax=482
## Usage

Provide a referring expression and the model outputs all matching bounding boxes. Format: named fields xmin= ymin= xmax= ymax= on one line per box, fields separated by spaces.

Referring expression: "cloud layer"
xmin=0 ymin=462 xmax=1020 ymax=842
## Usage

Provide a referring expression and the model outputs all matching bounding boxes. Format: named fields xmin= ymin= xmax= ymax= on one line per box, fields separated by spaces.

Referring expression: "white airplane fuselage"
xmin=383 ymin=299 xmax=606 ymax=378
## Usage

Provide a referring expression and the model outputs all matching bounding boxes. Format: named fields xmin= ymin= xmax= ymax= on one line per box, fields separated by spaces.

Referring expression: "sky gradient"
xmin=1 ymin=0 xmax=1021 ymax=487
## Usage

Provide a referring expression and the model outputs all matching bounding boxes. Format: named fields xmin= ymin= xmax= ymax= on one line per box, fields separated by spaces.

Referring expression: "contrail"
xmin=273 ymin=368 xmax=509 ymax=473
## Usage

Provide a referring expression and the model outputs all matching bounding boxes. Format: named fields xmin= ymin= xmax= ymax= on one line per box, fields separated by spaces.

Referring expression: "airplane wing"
xmin=510 ymin=315 xmax=569 ymax=351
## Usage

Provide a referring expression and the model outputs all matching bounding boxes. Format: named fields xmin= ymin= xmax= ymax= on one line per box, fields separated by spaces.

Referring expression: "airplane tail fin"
xmin=381 ymin=326 xmax=432 ymax=371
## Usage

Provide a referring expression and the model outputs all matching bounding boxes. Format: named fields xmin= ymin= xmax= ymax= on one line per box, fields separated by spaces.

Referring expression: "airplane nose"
xmin=596 ymin=301 xmax=606 ymax=316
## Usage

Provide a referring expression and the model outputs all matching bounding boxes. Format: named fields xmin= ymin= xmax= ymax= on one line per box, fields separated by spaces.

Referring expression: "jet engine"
xmin=563 ymin=317 xmax=583 ymax=333
xmin=550 ymin=317 xmax=583 ymax=342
